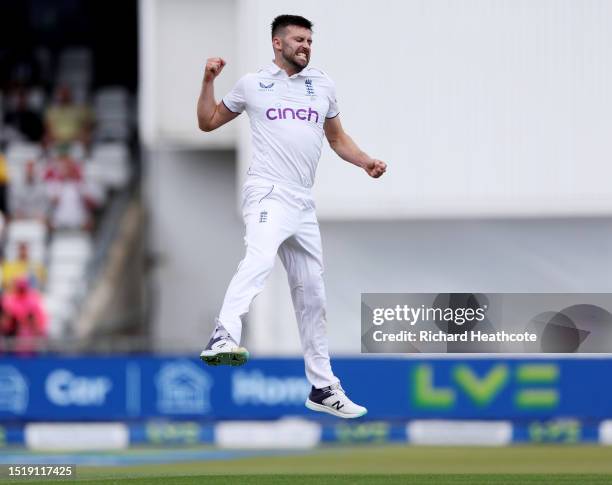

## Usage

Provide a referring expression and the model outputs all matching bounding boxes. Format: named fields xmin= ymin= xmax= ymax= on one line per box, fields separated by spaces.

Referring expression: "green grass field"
xmin=36 ymin=476 xmax=612 ymax=485
xmin=3 ymin=445 xmax=612 ymax=484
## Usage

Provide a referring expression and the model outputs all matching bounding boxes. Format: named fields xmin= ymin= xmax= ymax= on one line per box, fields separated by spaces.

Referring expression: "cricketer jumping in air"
xmin=197 ymin=14 xmax=386 ymax=418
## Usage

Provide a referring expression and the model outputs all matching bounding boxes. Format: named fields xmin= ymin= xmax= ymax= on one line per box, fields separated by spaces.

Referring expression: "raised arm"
xmin=197 ymin=57 xmax=240 ymax=132
xmin=323 ymin=116 xmax=387 ymax=178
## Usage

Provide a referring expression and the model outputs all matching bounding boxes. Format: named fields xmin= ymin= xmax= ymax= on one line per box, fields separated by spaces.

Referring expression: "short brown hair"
xmin=271 ymin=15 xmax=313 ymax=38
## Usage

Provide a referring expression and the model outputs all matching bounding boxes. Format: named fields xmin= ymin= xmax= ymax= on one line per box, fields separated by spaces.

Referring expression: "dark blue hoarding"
xmin=0 ymin=356 xmax=611 ymax=421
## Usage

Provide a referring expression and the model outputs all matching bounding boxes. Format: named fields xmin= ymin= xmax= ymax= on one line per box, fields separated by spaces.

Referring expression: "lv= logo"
xmin=411 ymin=363 xmax=559 ymax=409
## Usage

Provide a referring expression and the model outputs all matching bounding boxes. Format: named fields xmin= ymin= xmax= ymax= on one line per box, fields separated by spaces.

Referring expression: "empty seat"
xmin=6 ymin=141 xmax=42 ymax=165
xmin=46 ymin=279 xmax=84 ymax=300
xmin=58 ymin=47 xmax=93 ymax=72
xmin=7 ymin=219 xmax=48 ymax=244
xmin=43 ymin=293 xmax=78 ymax=337
xmin=91 ymin=142 xmax=129 ymax=163
xmin=94 ymin=86 xmax=129 ymax=108
xmin=89 ymin=142 xmax=131 ymax=188
xmin=28 ymin=87 xmax=46 ymax=112
xmin=49 ymin=232 xmax=93 ymax=263
xmin=94 ymin=121 xmax=131 ymax=142
xmin=47 ymin=260 xmax=87 ymax=284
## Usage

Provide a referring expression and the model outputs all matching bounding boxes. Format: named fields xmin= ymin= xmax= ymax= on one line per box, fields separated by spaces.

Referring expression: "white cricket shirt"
xmin=223 ymin=63 xmax=339 ymax=189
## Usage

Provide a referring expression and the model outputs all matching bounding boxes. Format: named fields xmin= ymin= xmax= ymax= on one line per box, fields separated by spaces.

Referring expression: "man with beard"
xmin=197 ymin=14 xmax=386 ymax=418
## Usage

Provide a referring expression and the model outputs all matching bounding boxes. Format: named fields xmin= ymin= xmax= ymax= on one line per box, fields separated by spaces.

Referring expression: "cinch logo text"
xmin=266 ymin=107 xmax=319 ymax=123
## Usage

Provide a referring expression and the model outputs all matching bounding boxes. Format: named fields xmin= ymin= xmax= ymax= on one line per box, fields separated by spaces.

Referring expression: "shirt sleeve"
xmin=222 ymin=76 xmax=247 ymax=114
xmin=326 ymin=79 xmax=340 ymax=119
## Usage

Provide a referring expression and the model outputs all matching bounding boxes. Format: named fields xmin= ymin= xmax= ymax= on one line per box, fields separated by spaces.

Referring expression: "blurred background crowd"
xmin=0 ymin=0 xmax=141 ymax=354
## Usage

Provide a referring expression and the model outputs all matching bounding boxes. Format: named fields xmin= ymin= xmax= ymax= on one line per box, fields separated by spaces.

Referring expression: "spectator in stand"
xmin=1 ymin=241 xmax=46 ymax=291
xmin=0 ymin=151 xmax=8 ymax=214
xmin=9 ymin=160 xmax=49 ymax=222
xmin=4 ymin=89 xmax=44 ymax=142
xmin=44 ymin=84 xmax=93 ymax=148
xmin=45 ymin=150 xmax=99 ymax=230
xmin=1 ymin=277 xmax=47 ymax=353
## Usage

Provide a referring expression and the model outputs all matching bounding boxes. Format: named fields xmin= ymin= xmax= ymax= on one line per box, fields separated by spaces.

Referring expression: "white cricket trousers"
xmin=218 ymin=177 xmax=339 ymax=389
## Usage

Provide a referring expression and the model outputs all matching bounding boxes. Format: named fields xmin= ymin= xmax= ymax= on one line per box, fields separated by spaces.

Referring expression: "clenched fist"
xmin=204 ymin=57 xmax=226 ymax=82
xmin=365 ymin=159 xmax=387 ymax=178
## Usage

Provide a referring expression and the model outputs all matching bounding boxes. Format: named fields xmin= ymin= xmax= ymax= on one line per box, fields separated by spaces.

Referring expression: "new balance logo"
xmin=331 ymin=400 xmax=344 ymax=410
xmin=259 ymin=211 xmax=268 ymax=223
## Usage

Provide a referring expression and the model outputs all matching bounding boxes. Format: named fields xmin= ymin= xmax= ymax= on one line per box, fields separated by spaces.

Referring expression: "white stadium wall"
xmin=144 ymin=149 xmax=612 ymax=354
xmin=139 ymin=0 xmax=239 ymax=148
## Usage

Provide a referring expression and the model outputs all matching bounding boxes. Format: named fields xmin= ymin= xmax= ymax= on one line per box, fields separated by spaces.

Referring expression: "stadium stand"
xmin=0 ymin=35 xmax=139 ymax=352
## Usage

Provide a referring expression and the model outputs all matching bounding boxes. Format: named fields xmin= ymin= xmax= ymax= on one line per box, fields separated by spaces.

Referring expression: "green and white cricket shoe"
xmin=200 ymin=327 xmax=249 ymax=367
xmin=305 ymin=383 xmax=367 ymax=419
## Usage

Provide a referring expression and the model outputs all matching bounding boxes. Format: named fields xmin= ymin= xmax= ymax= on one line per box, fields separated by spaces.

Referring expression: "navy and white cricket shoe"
xmin=305 ymin=383 xmax=367 ymax=418
xmin=200 ymin=327 xmax=249 ymax=367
